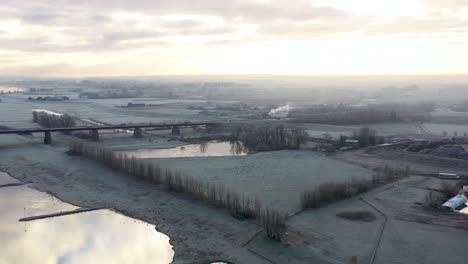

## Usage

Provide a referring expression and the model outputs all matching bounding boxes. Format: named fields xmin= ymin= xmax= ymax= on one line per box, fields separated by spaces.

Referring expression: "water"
xmin=0 ymin=173 xmax=174 ymax=264
xmin=0 ymin=171 xmax=20 ymax=185
xmin=121 ymin=141 xmax=247 ymax=159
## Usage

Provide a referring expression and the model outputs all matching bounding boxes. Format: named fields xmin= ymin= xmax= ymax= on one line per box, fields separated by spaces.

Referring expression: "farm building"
xmin=441 ymin=194 xmax=467 ymax=211
xmin=269 ymin=112 xmax=288 ymax=119
xmin=127 ymin=103 xmax=146 ymax=107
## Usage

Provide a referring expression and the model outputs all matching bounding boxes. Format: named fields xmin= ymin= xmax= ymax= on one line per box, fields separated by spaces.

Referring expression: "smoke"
xmin=269 ymin=104 xmax=291 ymax=115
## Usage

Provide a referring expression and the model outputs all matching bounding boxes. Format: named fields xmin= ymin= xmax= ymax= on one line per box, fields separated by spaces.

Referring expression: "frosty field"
xmin=153 ymin=150 xmax=375 ymax=213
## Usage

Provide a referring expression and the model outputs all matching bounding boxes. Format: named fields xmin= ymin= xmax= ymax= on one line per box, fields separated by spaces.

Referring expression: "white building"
xmin=442 ymin=194 xmax=467 ymax=211
xmin=269 ymin=112 xmax=288 ymax=119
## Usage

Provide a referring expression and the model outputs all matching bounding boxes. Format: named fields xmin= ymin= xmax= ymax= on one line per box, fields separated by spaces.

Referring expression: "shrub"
xmin=440 ymin=181 xmax=460 ymax=198
xmin=260 ymin=207 xmax=287 ymax=241
xmin=336 ymin=210 xmax=376 ymax=222
xmin=300 ymin=182 xmax=357 ymax=209
xmin=301 ymin=165 xmax=409 ymax=209
xmin=424 ymin=191 xmax=445 ymax=209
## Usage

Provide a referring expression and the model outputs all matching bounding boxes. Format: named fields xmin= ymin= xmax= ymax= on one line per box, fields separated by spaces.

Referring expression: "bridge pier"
xmin=90 ymin=129 xmax=99 ymax=141
xmin=171 ymin=126 xmax=180 ymax=135
xmin=44 ymin=131 xmax=52 ymax=144
xmin=133 ymin=127 xmax=142 ymax=138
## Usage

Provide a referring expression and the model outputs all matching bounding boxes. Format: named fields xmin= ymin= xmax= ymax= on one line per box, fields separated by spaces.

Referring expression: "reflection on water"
xmin=0 ymin=171 xmax=20 ymax=185
xmin=0 ymin=173 xmax=174 ymax=264
xmin=121 ymin=141 xmax=248 ymax=159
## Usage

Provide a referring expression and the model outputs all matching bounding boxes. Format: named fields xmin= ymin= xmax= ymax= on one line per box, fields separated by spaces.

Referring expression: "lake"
xmin=0 ymin=172 xmax=174 ymax=264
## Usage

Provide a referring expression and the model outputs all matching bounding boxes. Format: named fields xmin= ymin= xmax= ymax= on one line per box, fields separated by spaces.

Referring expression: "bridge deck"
xmin=0 ymin=121 xmax=217 ymax=134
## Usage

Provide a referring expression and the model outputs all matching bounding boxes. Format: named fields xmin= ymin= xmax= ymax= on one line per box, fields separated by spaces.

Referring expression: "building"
xmin=441 ymin=194 xmax=467 ymax=211
xmin=269 ymin=112 xmax=288 ymax=119
xmin=127 ymin=102 xmax=146 ymax=107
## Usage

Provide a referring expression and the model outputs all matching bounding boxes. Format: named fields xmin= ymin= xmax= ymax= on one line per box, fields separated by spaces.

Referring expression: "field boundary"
xmin=360 ymin=197 xmax=387 ymax=264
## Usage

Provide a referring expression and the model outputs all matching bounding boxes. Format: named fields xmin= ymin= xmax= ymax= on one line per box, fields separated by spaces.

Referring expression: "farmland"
xmin=2 ymin=77 xmax=468 ymax=263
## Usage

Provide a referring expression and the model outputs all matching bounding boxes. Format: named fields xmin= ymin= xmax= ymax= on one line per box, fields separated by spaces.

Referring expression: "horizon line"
xmin=2 ymin=72 xmax=468 ymax=80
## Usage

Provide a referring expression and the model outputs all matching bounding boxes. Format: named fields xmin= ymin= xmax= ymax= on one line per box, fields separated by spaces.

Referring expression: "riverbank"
xmin=0 ymin=135 xmax=266 ymax=264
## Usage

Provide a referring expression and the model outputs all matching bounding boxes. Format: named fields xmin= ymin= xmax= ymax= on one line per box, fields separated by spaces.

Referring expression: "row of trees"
xmin=300 ymin=165 xmax=410 ymax=209
xmin=350 ymin=127 xmax=384 ymax=147
xmin=290 ymin=102 xmax=433 ymax=125
xmin=68 ymin=140 xmax=287 ymax=240
xmin=79 ymin=90 xmax=143 ymax=99
xmin=232 ymin=124 xmax=307 ymax=152
xmin=32 ymin=111 xmax=75 ymax=128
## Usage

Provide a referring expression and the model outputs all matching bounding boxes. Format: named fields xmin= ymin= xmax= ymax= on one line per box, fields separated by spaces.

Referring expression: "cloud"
xmin=1 ymin=0 xmax=468 ymax=76
xmin=423 ymin=0 xmax=468 ymax=10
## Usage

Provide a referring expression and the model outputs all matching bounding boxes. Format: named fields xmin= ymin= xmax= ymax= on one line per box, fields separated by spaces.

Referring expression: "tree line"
xmin=231 ymin=124 xmax=308 ymax=152
xmin=32 ymin=111 xmax=75 ymax=128
xmin=68 ymin=140 xmax=287 ymax=240
xmin=290 ymin=102 xmax=433 ymax=125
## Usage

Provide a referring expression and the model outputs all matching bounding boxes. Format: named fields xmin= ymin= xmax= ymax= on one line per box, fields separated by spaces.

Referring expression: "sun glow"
xmin=0 ymin=0 xmax=467 ymax=76
xmin=315 ymin=0 xmax=429 ymax=17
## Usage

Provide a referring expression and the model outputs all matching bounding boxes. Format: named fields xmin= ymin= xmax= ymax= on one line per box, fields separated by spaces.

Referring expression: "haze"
xmin=3 ymin=1 xmax=468 ymax=264
xmin=1 ymin=0 xmax=468 ymax=77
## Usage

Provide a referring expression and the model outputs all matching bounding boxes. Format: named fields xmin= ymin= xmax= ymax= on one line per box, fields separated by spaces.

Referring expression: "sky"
xmin=1 ymin=0 xmax=468 ymax=77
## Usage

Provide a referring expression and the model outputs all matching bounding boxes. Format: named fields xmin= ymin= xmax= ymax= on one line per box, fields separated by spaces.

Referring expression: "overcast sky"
xmin=1 ymin=0 xmax=468 ymax=77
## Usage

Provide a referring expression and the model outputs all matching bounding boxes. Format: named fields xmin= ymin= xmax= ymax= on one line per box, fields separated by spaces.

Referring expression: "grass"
xmin=68 ymin=140 xmax=287 ymax=240
xmin=300 ymin=165 xmax=409 ymax=209
xmin=336 ymin=210 xmax=376 ymax=222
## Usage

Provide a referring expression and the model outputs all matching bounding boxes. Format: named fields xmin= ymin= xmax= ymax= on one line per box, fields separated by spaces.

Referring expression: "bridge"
xmin=0 ymin=121 xmax=218 ymax=144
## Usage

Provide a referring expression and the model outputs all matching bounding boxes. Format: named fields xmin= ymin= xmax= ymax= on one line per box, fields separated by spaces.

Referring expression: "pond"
xmin=0 ymin=171 xmax=20 ymax=186
xmin=0 ymin=172 xmax=174 ymax=264
xmin=120 ymin=141 xmax=247 ymax=159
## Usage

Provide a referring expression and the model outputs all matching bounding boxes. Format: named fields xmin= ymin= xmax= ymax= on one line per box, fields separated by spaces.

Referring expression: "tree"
xmin=234 ymin=124 xmax=307 ymax=151
xmin=352 ymin=127 xmax=378 ymax=147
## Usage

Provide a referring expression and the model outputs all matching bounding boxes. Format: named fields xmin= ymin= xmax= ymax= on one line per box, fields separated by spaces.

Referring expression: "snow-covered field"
xmin=154 ymin=150 xmax=374 ymax=213
xmin=423 ymin=123 xmax=468 ymax=136
xmin=0 ymin=93 xmax=225 ymax=129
